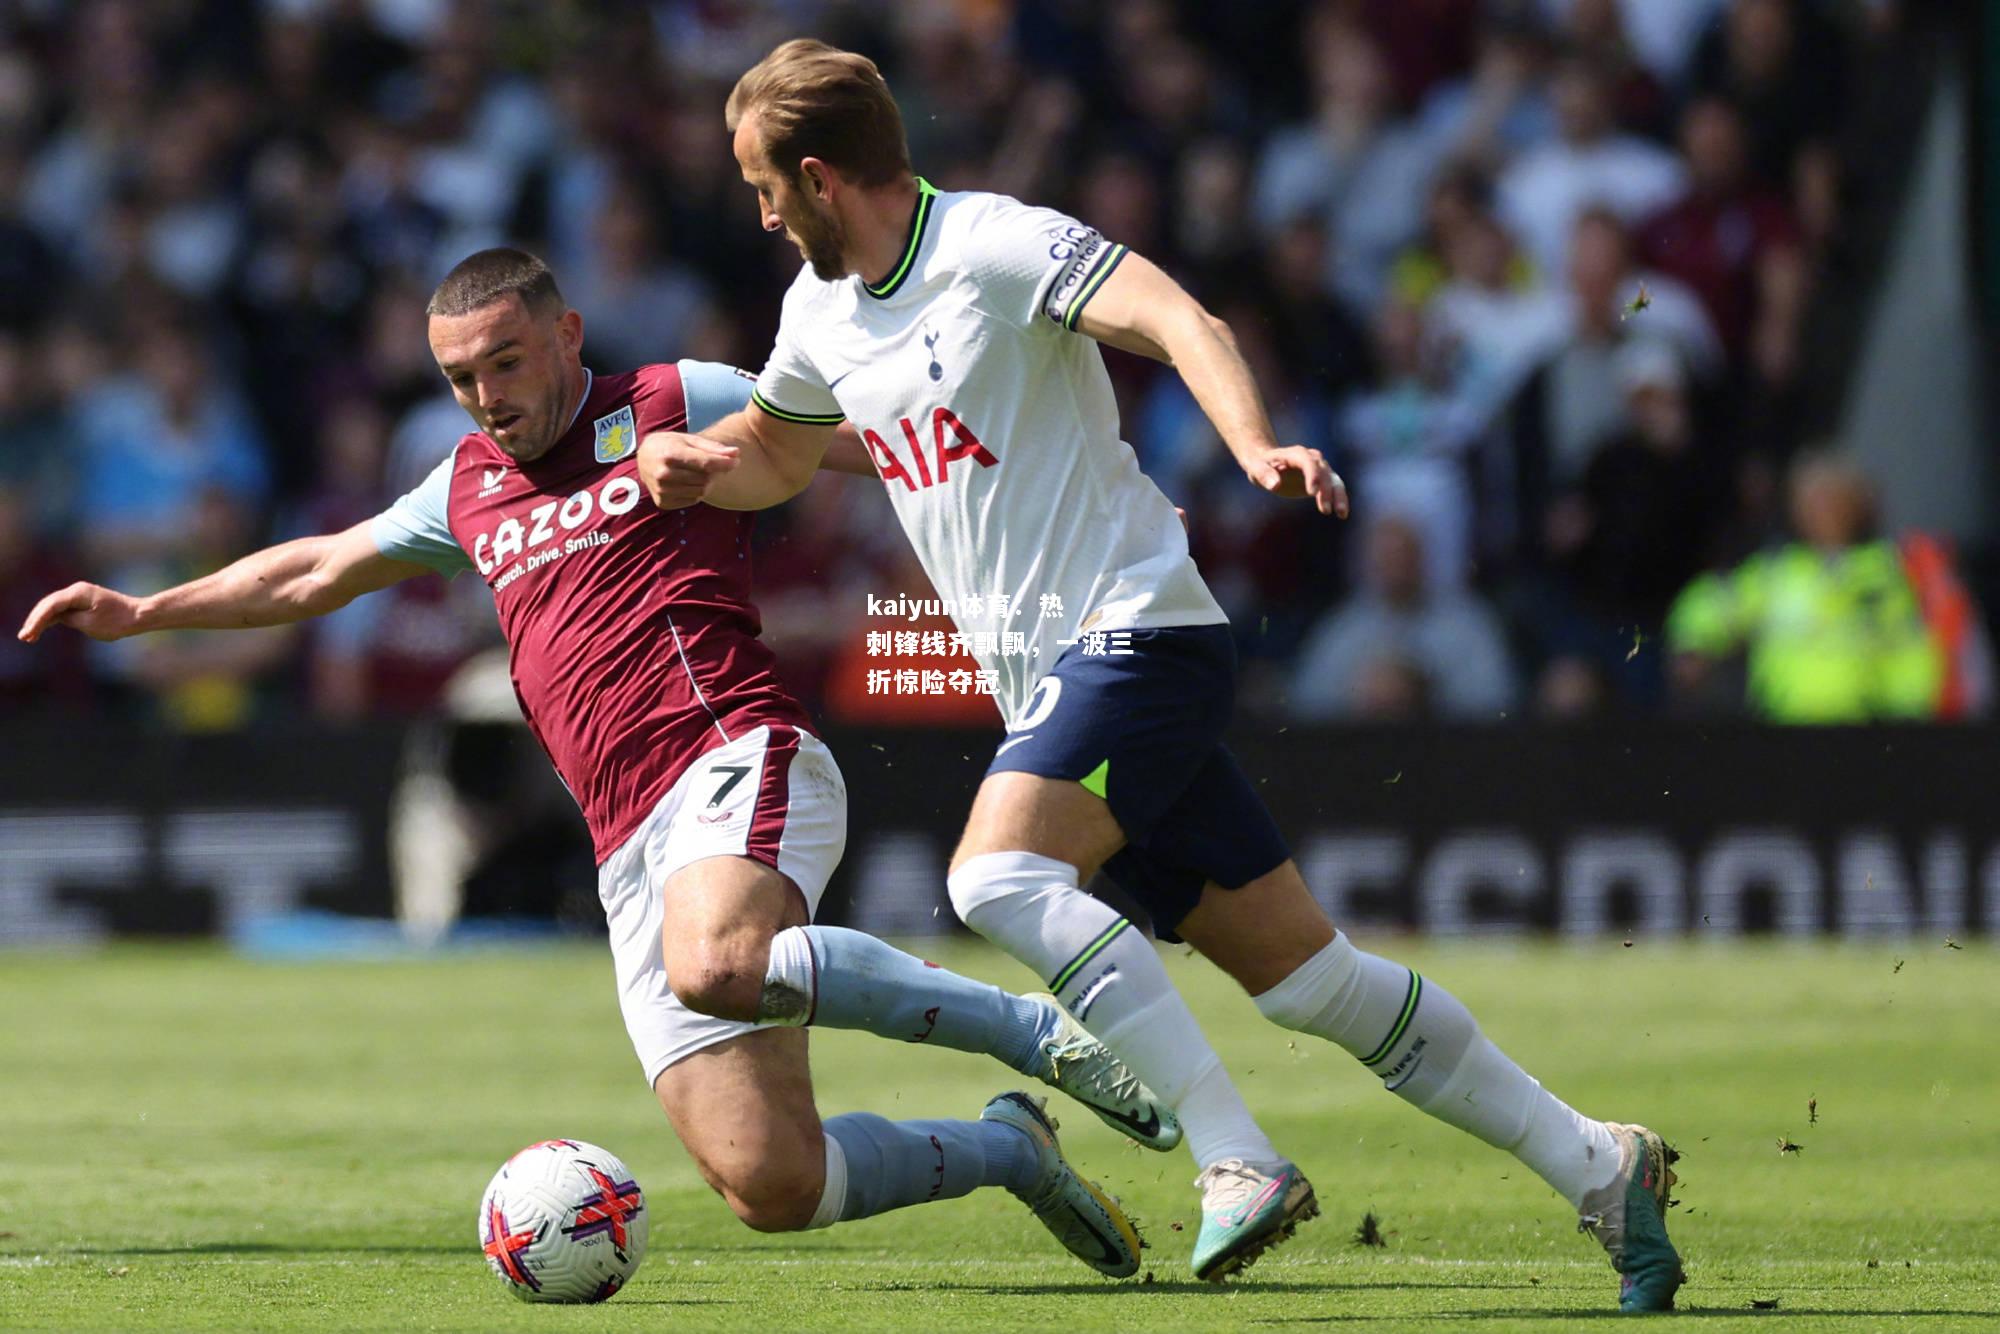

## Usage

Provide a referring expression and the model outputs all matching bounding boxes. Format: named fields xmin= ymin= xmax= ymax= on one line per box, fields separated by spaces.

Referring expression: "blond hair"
xmin=726 ymin=39 xmax=911 ymax=187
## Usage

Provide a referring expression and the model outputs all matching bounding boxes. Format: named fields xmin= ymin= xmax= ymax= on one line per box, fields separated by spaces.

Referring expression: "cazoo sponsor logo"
xmin=473 ymin=474 xmax=643 ymax=581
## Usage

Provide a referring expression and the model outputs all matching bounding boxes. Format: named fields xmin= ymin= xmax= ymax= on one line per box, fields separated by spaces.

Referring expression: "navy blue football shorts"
xmin=984 ymin=624 xmax=1291 ymax=939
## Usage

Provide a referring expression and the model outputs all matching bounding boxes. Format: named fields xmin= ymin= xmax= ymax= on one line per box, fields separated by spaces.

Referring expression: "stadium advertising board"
xmin=1 ymin=722 xmax=1991 ymax=942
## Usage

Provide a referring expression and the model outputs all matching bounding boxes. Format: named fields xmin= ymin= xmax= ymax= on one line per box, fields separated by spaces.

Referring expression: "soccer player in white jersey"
xmin=636 ymin=40 xmax=1685 ymax=1307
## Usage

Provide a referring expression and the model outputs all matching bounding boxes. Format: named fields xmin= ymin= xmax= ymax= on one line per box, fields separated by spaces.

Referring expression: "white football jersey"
xmin=753 ymin=181 xmax=1226 ymax=728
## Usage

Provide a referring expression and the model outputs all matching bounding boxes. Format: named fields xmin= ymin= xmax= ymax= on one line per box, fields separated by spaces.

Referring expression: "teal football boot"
xmin=1579 ymin=1123 xmax=1686 ymax=1313
xmin=1190 ymin=1158 xmax=1319 ymax=1281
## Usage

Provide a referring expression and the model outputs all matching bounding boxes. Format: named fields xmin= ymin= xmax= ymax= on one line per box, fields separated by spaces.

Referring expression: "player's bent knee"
xmin=667 ymin=952 xmax=765 ymax=1021
xmin=721 ymin=1164 xmax=824 ymax=1233
xmin=701 ymin=1136 xmax=825 ymax=1233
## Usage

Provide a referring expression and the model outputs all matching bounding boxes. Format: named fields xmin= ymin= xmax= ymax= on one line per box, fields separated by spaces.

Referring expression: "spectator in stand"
xmin=564 ymin=178 xmax=714 ymax=375
xmin=1341 ymin=295 xmax=1490 ymax=591
xmin=1638 ymin=96 xmax=1808 ymax=392
xmin=1290 ymin=513 xmax=1516 ymax=721
xmin=0 ymin=137 xmax=66 ymax=333
xmin=0 ymin=484 xmax=88 ymax=708
xmin=1666 ymin=456 xmax=1943 ymax=723
xmin=1426 ymin=203 xmax=1569 ymax=414
xmin=1547 ymin=340 xmax=1727 ymax=630
xmin=0 ymin=333 xmax=71 ymax=529
xmin=102 ymin=487 xmax=296 ymax=731
xmin=233 ymin=134 xmax=370 ymax=465
xmin=1688 ymin=0 xmax=1845 ymax=185
xmin=1174 ymin=138 xmax=1259 ymax=287
xmin=1496 ymin=54 xmax=1685 ymax=277
xmin=1252 ymin=216 xmax=1375 ymax=420
xmin=130 ymin=88 xmax=248 ymax=301
xmin=1108 ymin=29 xmax=1245 ymax=166
xmin=1554 ymin=0 xmax=1671 ymax=139
xmin=1140 ymin=291 xmax=1334 ymax=669
xmin=1254 ymin=21 xmax=1438 ymax=312
xmin=296 ymin=400 xmax=497 ymax=719
xmin=1535 ymin=0 xmax=1730 ymax=89
xmin=1388 ymin=166 xmax=1509 ymax=307
xmin=1350 ymin=0 xmax=1483 ymax=109
xmin=72 ymin=314 xmax=269 ymax=585
xmin=1525 ymin=207 xmax=1719 ymax=486
xmin=21 ymin=0 xmax=155 ymax=260
xmin=382 ymin=15 xmax=553 ymax=268
xmin=1525 ymin=339 xmax=1729 ymax=708
xmin=1412 ymin=17 xmax=1556 ymax=177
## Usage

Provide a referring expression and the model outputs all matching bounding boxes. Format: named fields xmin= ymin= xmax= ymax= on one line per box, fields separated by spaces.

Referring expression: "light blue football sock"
xmin=819 ymin=1113 xmax=1037 ymax=1221
xmin=761 ymin=925 xmax=1052 ymax=1072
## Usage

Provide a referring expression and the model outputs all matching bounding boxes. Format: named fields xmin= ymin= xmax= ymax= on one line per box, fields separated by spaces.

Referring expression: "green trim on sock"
xmin=1048 ymin=917 xmax=1129 ymax=995
xmin=1361 ymin=971 xmax=1423 ymax=1068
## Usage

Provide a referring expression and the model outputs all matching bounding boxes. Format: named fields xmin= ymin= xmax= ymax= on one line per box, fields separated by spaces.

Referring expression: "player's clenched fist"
xmin=17 ymin=582 xmax=143 ymax=643
xmin=638 ymin=431 xmax=739 ymax=510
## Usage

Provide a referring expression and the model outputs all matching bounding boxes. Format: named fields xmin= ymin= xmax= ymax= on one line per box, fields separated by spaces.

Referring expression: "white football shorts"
xmin=598 ymin=723 xmax=847 ymax=1087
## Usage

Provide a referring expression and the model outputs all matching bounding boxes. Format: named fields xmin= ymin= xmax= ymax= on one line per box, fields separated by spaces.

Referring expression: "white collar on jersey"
xmin=563 ymin=368 xmax=595 ymax=434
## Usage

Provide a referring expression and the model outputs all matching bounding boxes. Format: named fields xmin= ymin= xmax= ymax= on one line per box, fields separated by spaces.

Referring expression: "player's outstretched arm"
xmin=1071 ymin=252 xmax=1349 ymax=518
xmin=16 ymin=522 xmax=426 ymax=644
xmin=638 ymin=408 xmax=841 ymax=512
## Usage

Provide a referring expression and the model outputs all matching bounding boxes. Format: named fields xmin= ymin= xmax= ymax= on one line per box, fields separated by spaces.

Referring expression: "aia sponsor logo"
xmin=862 ymin=407 xmax=997 ymax=493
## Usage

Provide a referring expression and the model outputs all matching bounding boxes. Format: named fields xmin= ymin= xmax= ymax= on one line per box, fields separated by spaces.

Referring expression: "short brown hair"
xmin=427 ymin=248 xmax=564 ymax=319
xmin=726 ymin=39 xmax=910 ymax=187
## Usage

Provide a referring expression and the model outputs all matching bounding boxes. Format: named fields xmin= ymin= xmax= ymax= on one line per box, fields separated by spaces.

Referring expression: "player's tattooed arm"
xmin=1070 ymin=252 xmax=1349 ymax=518
xmin=638 ymin=409 xmax=840 ymax=511
xmin=16 ymin=522 xmax=425 ymax=643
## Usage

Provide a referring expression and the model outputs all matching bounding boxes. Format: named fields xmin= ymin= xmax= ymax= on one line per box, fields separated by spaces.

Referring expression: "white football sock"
xmin=1254 ymin=931 xmax=1621 ymax=1207
xmin=947 ymin=850 xmax=1281 ymax=1171
xmin=804 ymin=1130 xmax=847 ymax=1230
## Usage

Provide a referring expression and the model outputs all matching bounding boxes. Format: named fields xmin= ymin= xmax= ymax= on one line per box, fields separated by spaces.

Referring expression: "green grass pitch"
xmin=3 ymin=938 xmax=1996 ymax=1331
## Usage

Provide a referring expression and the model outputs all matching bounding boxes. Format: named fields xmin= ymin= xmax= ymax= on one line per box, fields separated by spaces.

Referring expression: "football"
xmin=477 ymin=1139 xmax=648 ymax=1303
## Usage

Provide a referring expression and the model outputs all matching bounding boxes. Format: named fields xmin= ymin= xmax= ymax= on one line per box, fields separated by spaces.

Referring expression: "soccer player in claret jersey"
xmin=637 ymin=40 xmax=1685 ymax=1306
xmin=16 ymin=248 xmax=1175 ymax=1278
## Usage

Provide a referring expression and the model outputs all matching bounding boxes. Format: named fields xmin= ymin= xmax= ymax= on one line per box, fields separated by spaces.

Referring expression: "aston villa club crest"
xmin=593 ymin=405 xmax=637 ymax=464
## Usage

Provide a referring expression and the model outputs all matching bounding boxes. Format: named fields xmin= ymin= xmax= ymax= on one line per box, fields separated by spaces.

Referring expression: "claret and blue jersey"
xmin=369 ymin=359 xmax=809 ymax=861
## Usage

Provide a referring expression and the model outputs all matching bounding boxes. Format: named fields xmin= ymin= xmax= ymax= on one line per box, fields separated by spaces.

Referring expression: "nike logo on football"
xmin=994 ymin=733 xmax=1035 ymax=758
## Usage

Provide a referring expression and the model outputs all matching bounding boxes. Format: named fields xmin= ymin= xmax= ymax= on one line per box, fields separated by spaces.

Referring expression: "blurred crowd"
xmin=0 ymin=0 xmax=1984 ymax=731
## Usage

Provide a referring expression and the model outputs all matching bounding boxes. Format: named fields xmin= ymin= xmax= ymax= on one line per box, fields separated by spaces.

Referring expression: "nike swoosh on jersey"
xmin=826 ymin=370 xmax=855 ymax=390
xmin=994 ymin=733 xmax=1035 ymax=757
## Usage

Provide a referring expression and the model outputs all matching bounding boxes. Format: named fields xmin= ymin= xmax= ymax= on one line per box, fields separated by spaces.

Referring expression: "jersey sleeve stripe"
xmin=1061 ymin=244 xmax=1129 ymax=331
xmin=750 ymin=387 xmax=845 ymax=425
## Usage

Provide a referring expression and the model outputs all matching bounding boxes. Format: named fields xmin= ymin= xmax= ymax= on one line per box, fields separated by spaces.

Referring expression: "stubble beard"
xmin=796 ymin=209 xmax=848 ymax=282
xmin=492 ymin=380 xmax=570 ymax=463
